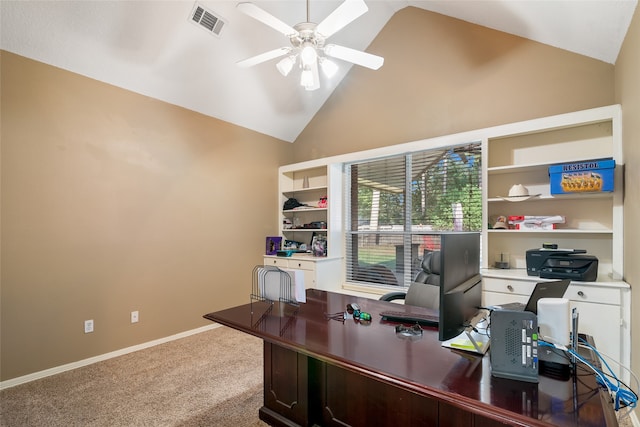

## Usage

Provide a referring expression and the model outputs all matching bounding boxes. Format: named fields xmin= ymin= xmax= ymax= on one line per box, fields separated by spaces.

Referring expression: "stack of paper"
xmin=508 ymin=215 xmax=565 ymax=230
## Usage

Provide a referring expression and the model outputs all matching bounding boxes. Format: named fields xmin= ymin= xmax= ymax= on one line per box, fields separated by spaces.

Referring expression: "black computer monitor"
xmin=439 ymin=274 xmax=483 ymax=341
xmin=436 ymin=232 xmax=481 ymax=341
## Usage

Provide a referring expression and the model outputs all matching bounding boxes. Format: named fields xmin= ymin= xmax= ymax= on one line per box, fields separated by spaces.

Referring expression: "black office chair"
xmin=379 ymin=250 xmax=441 ymax=310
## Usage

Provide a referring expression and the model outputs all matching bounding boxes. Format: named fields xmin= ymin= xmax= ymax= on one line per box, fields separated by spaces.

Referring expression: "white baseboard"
xmin=0 ymin=323 xmax=222 ymax=390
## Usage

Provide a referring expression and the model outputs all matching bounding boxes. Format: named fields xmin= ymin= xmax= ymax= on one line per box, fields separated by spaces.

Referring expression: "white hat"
xmin=499 ymin=184 xmax=540 ymax=202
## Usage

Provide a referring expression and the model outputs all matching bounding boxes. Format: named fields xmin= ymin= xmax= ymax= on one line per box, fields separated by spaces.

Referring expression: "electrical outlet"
xmin=84 ymin=319 xmax=94 ymax=334
xmin=131 ymin=311 xmax=139 ymax=324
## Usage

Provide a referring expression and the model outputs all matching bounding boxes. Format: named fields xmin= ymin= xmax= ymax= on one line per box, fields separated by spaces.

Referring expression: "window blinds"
xmin=345 ymin=143 xmax=482 ymax=288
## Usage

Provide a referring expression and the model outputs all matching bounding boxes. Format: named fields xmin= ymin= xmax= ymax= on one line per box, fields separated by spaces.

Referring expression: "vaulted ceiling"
xmin=1 ymin=1 xmax=637 ymax=142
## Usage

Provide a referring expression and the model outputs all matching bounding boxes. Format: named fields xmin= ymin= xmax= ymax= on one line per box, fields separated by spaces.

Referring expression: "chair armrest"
xmin=379 ymin=291 xmax=407 ymax=302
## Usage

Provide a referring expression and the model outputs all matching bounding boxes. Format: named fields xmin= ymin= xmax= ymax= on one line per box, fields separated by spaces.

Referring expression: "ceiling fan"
xmin=236 ymin=0 xmax=384 ymax=91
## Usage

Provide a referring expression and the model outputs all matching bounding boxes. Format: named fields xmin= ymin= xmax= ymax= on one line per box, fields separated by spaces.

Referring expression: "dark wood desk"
xmin=204 ymin=289 xmax=617 ymax=427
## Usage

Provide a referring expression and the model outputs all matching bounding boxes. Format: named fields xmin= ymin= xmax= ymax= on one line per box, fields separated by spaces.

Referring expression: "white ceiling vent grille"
xmin=190 ymin=3 xmax=226 ymax=37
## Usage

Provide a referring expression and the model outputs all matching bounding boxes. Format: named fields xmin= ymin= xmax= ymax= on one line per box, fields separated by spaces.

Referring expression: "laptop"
xmin=490 ymin=279 xmax=571 ymax=314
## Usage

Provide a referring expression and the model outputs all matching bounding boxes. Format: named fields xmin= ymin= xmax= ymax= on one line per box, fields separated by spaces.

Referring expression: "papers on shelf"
xmin=508 ymin=215 xmax=565 ymax=231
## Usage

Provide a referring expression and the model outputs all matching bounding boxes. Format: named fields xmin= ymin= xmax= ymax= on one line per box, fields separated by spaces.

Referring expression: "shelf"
xmin=282 ymin=186 xmax=327 ymax=196
xmin=282 ymin=207 xmax=328 ymax=213
xmin=487 ymin=192 xmax=614 ymax=203
xmin=487 ymin=229 xmax=612 ymax=234
xmin=282 ymin=228 xmax=328 ymax=233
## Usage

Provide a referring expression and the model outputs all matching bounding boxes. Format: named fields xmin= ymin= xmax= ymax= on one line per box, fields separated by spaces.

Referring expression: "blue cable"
xmin=576 ymin=337 xmax=638 ymax=410
xmin=538 ymin=339 xmax=638 ymax=410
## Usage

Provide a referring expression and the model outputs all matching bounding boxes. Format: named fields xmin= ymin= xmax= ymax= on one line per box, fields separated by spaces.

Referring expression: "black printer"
xmin=526 ymin=248 xmax=598 ymax=281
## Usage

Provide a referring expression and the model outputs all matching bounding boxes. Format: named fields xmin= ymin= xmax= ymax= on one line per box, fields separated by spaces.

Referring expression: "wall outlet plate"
xmin=84 ymin=319 xmax=94 ymax=334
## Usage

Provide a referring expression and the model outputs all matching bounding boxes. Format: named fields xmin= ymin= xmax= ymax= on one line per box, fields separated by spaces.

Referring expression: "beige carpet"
xmin=0 ymin=326 xmax=268 ymax=427
xmin=2 ymin=325 xmax=635 ymax=427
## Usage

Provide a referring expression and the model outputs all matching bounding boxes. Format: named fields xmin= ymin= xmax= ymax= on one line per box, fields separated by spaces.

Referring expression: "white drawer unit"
xmin=264 ymin=255 xmax=342 ymax=291
xmin=481 ymin=268 xmax=630 ymax=381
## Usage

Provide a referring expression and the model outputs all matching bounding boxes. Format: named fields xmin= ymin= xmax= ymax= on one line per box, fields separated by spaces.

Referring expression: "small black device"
xmin=490 ymin=310 xmax=539 ymax=383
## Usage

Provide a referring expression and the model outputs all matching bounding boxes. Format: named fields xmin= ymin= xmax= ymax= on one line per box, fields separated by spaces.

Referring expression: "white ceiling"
xmin=1 ymin=0 xmax=637 ymax=142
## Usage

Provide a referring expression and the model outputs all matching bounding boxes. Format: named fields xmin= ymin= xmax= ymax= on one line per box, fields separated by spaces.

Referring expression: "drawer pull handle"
xmin=297 ymin=263 xmax=302 ymax=268
xmin=507 ymin=285 xmax=514 ymax=292
xmin=577 ymin=291 xmax=585 ymax=297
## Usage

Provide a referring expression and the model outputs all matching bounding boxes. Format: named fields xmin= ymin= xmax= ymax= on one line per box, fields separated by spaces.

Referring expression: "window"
xmin=345 ymin=143 xmax=482 ymax=288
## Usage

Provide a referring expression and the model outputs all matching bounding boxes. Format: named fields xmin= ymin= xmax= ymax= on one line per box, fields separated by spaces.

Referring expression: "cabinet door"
xmin=262 ymin=342 xmax=310 ymax=426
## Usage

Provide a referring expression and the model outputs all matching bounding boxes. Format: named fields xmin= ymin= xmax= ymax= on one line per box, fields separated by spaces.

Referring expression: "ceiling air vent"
xmin=189 ymin=3 xmax=226 ymax=37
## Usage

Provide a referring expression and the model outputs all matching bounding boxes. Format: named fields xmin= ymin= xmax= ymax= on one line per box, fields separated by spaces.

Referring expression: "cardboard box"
xmin=549 ymin=158 xmax=615 ymax=194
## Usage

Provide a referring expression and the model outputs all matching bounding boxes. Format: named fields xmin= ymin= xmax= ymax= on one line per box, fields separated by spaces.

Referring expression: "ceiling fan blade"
xmin=324 ymin=44 xmax=384 ymax=70
xmin=316 ymin=0 xmax=368 ymax=38
xmin=237 ymin=47 xmax=291 ymax=68
xmin=237 ymin=3 xmax=298 ymax=37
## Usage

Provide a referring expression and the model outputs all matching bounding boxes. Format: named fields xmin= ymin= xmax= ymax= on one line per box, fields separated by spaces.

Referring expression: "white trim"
xmin=0 ymin=323 xmax=222 ymax=390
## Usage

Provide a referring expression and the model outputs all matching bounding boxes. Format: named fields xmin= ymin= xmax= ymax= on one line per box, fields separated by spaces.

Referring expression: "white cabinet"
xmin=479 ymin=104 xmax=629 ymax=381
xmin=263 ymin=255 xmax=342 ymax=291
xmin=482 ymin=106 xmax=623 ymax=279
xmin=279 ymin=163 xmax=342 ymax=259
xmin=272 ymin=161 xmax=343 ymax=292
xmin=482 ymin=271 xmax=630 ymax=379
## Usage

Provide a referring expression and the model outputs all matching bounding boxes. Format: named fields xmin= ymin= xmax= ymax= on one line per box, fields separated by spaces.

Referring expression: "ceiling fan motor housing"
xmin=290 ymin=22 xmax=325 ymax=50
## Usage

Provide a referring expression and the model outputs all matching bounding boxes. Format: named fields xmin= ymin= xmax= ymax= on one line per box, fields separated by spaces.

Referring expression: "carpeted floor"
xmin=0 ymin=326 xmax=268 ymax=427
xmin=1 ymin=325 xmax=635 ymax=426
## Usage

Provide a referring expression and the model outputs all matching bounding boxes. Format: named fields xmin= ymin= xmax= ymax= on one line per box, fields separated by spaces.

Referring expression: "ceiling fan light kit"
xmin=237 ymin=0 xmax=384 ymax=91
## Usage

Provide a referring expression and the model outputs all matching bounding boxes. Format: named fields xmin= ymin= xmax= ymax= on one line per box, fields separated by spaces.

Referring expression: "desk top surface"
xmin=204 ymin=289 xmax=615 ymax=427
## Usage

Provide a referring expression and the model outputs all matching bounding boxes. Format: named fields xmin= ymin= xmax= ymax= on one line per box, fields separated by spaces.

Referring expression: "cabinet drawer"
xmin=263 ymin=257 xmax=317 ymax=272
xmin=287 ymin=260 xmax=316 ymax=271
xmin=264 ymin=257 xmax=289 ymax=268
xmin=482 ymin=277 xmax=536 ymax=296
xmin=483 ymin=276 xmax=621 ymax=306
xmin=566 ymin=285 xmax=620 ymax=306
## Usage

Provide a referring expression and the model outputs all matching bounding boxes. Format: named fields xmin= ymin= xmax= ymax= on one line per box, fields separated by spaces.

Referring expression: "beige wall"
xmin=0 ymin=51 xmax=293 ymax=381
xmin=293 ymin=7 xmax=614 ymax=161
xmin=615 ymin=4 xmax=640 ymax=420
xmin=2 ymin=5 xmax=635 ymax=389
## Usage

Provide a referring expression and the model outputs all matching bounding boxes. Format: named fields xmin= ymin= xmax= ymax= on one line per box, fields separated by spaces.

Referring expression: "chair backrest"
xmin=413 ymin=250 xmax=441 ymax=286
xmin=405 ymin=250 xmax=441 ymax=310
xmin=404 ymin=282 xmax=440 ymax=310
